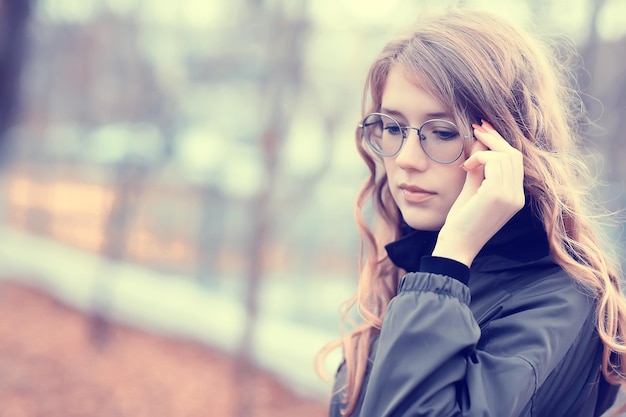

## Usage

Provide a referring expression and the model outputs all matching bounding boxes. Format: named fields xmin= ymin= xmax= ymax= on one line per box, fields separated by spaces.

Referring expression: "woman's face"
xmin=380 ymin=66 xmax=468 ymax=231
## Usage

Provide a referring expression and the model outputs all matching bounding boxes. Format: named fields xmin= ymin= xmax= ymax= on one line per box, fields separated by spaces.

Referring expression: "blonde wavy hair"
xmin=315 ymin=8 xmax=626 ymax=416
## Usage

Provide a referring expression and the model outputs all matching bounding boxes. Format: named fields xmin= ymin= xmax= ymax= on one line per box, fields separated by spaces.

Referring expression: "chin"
xmin=402 ymin=215 xmax=444 ymax=232
xmin=395 ymin=197 xmax=448 ymax=232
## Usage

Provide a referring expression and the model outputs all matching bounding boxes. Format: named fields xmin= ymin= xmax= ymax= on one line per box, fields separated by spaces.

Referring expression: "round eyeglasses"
xmin=359 ymin=112 xmax=467 ymax=164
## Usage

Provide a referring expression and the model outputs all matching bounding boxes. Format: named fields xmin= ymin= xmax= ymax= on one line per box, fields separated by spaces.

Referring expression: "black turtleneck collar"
xmin=385 ymin=198 xmax=550 ymax=273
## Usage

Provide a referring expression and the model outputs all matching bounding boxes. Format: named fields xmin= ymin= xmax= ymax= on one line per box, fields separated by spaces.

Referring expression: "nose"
xmin=394 ymin=128 xmax=429 ymax=171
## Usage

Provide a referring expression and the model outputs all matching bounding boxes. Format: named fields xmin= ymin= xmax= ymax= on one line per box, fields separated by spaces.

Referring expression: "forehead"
xmin=381 ymin=66 xmax=450 ymax=120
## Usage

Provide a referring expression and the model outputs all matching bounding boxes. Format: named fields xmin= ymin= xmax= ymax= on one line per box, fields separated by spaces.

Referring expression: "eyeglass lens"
xmin=362 ymin=113 xmax=464 ymax=164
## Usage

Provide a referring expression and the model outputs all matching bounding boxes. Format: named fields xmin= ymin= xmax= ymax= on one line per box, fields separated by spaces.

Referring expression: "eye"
xmin=384 ymin=125 xmax=403 ymax=136
xmin=433 ymin=129 xmax=459 ymax=140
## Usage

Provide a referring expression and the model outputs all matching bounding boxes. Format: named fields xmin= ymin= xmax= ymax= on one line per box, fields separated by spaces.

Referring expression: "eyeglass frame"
xmin=359 ymin=112 xmax=473 ymax=164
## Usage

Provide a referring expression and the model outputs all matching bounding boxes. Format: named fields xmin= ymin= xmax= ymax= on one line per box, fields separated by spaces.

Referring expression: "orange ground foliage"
xmin=0 ymin=280 xmax=327 ymax=417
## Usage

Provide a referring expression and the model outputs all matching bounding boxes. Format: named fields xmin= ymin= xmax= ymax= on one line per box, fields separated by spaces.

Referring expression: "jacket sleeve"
xmin=358 ymin=260 xmax=595 ymax=417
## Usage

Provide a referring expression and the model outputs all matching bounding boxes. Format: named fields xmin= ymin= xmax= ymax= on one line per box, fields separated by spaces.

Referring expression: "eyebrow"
xmin=380 ymin=107 xmax=452 ymax=120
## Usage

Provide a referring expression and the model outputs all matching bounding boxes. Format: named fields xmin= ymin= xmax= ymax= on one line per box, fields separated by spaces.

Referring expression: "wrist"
xmin=431 ymin=233 xmax=479 ymax=267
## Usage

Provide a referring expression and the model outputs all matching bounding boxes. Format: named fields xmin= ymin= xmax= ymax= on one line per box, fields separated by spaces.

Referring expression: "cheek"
xmin=382 ymin=159 xmax=397 ymax=185
xmin=439 ymin=167 xmax=466 ymax=205
xmin=382 ymin=158 xmax=394 ymax=174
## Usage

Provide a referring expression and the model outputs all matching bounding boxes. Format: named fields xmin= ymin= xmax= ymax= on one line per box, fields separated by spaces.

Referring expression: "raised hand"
xmin=431 ymin=120 xmax=525 ymax=267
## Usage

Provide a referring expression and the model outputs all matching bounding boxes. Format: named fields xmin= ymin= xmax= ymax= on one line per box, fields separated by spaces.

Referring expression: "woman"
xmin=316 ymin=8 xmax=626 ymax=417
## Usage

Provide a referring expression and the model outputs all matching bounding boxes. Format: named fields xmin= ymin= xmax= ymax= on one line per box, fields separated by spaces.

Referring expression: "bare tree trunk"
xmin=235 ymin=173 xmax=273 ymax=417
xmin=233 ymin=1 xmax=310 ymax=416
xmin=578 ymin=0 xmax=606 ymax=141
xmin=89 ymin=162 xmax=146 ymax=349
xmin=195 ymin=185 xmax=225 ymax=286
xmin=0 ymin=0 xmax=31 ymax=146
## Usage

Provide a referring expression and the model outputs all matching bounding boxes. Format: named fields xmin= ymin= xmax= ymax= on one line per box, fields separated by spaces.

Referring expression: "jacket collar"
xmin=385 ymin=199 xmax=550 ymax=273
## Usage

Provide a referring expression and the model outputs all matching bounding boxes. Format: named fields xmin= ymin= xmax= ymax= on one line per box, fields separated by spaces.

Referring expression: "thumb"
xmin=455 ymin=165 xmax=483 ymax=205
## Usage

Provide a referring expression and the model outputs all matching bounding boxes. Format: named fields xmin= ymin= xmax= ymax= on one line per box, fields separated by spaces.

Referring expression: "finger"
xmin=468 ymin=135 xmax=488 ymax=156
xmin=463 ymin=151 xmax=522 ymax=189
xmin=469 ymin=123 xmax=524 ymax=181
xmin=472 ymin=121 xmax=516 ymax=154
xmin=461 ymin=163 xmax=486 ymax=192
xmin=462 ymin=150 xmax=511 ymax=171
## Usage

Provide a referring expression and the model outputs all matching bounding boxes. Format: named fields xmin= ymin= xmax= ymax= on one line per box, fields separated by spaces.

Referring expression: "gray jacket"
xmin=330 ymin=204 xmax=618 ymax=416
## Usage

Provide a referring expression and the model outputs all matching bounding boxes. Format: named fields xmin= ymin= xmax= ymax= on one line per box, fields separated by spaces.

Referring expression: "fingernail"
xmin=481 ymin=119 xmax=494 ymax=130
xmin=472 ymin=123 xmax=486 ymax=133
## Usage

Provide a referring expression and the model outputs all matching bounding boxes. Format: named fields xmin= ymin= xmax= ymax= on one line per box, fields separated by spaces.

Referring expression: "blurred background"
xmin=0 ymin=0 xmax=624 ymax=416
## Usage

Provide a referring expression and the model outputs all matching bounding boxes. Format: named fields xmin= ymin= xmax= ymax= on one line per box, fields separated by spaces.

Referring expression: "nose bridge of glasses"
xmin=402 ymin=125 xmax=421 ymax=139
xmin=398 ymin=125 xmax=427 ymax=158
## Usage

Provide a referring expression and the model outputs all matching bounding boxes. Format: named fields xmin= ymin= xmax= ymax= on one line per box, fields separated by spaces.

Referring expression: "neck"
xmin=385 ymin=199 xmax=550 ymax=273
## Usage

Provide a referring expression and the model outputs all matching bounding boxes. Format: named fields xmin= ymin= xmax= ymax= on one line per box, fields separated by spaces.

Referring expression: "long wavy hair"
xmin=315 ymin=8 xmax=626 ymax=416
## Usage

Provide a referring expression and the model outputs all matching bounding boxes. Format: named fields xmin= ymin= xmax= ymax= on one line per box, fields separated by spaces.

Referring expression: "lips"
xmin=398 ymin=183 xmax=436 ymax=203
